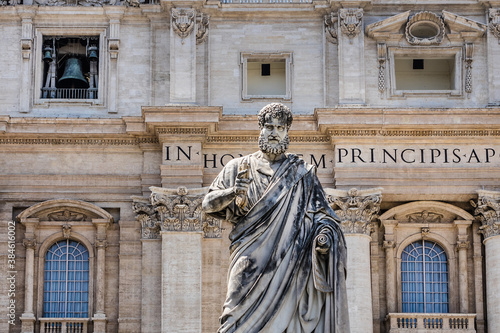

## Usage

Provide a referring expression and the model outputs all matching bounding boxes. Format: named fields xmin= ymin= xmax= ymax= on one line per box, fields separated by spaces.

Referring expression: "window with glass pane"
xmin=43 ymin=240 xmax=89 ymax=318
xmin=401 ymin=240 xmax=448 ymax=313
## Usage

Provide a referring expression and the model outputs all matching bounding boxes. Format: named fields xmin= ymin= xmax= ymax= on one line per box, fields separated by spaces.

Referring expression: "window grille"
xmin=401 ymin=240 xmax=448 ymax=313
xmin=43 ymin=239 xmax=89 ymax=318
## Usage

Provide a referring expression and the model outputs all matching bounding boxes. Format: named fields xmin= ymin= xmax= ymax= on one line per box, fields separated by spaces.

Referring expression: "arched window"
xmin=401 ymin=240 xmax=448 ymax=313
xmin=43 ymin=239 xmax=89 ymax=318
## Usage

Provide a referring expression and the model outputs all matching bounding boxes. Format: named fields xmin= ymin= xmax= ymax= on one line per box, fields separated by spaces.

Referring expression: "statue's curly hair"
xmin=257 ymin=103 xmax=293 ymax=129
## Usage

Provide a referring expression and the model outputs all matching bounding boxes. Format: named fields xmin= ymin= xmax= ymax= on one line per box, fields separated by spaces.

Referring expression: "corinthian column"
xmin=326 ymin=188 xmax=382 ymax=333
xmin=132 ymin=186 xmax=222 ymax=333
xmin=474 ymin=190 xmax=500 ymax=333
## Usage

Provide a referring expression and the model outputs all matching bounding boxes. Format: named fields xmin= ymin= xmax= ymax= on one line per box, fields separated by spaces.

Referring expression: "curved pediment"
xmin=17 ymin=199 xmax=113 ymax=223
xmin=379 ymin=201 xmax=473 ymax=223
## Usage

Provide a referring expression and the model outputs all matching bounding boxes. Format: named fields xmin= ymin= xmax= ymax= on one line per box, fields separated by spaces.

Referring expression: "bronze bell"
xmin=58 ymin=57 xmax=89 ymax=89
xmin=88 ymin=45 xmax=98 ymax=61
xmin=43 ymin=46 xmax=53 ymax=62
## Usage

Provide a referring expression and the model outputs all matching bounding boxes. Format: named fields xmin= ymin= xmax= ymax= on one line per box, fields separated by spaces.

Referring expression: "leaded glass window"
xmin=401 ymin=240 xmax=448 ymax=313
xmin=43 ymin=239 xmax=89 ymax=318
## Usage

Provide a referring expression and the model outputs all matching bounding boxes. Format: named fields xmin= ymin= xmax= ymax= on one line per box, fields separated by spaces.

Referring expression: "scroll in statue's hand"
xmin=315 ymin=233 xmax=331 ymax=254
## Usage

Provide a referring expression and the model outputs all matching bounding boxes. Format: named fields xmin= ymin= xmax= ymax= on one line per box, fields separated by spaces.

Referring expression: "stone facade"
xmin=1 ymin=0 xmax=500 ymax=332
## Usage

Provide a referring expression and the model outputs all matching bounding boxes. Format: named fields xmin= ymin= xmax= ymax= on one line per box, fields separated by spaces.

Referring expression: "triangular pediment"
xmin=366 ymin=10 xmax=486 ymax=42
xmin=365 ymin=11 xmax=410 ymax=38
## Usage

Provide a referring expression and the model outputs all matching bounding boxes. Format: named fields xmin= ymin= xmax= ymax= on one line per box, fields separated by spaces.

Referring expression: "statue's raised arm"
xmin=202 ymin=103 xmax=350 ymax=333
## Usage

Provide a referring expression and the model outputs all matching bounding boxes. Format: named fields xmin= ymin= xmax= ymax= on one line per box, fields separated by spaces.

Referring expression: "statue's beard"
xmin=259 ymin=133 xmax=289 ymax=155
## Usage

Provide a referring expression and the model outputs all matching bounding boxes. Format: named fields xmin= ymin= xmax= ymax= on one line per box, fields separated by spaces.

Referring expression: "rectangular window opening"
xmin=41 ymin=36 xmax=100 ymax=100
xmin=395 ymin=57 xmax=455 ymax=91
xmin=247 ymin=60 xmax=286 ymax=96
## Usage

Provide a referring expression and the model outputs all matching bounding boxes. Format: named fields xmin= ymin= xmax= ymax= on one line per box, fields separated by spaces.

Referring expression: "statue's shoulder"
xmin=286 ymin=153 xmax=315 ymax=172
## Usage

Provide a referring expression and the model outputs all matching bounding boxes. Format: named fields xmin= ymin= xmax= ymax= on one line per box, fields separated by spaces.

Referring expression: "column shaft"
xmin=484 ymin=235 xmax=500 ymax=332
xmin=345 ymin=234 xmax=373 ymax=333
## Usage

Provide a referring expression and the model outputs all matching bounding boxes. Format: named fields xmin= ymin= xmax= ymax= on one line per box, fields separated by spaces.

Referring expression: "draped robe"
xmin=207 ymin=152 xmax=350 ymax=333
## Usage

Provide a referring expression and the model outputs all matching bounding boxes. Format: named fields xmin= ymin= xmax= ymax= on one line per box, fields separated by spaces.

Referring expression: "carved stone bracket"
xmin=473 ymin=190 xmax=500 ymax=239
xmin=196 ymin=13 xmax=209 ymax=45
xmin=132 ymin=186 xmax=222 ymax=239
xmin=489 ymin=9 xmax=500 ymax=39
xmin=339 ymin=8 xmax=363 ymax=39
xmin=172 ymin=8 xmax=196 ymax=41
xmin=325 ymin=12 xmax=338 ymax=44
xmin=62 ymin=223 xmax=71 ymax=239
xmin=421 ymin=227 xmax=430 ymax=239
xmin=326 ymin=188 xmax=382 ymax=235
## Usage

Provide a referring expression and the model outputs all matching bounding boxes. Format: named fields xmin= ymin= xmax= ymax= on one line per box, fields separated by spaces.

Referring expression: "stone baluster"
xmin=474 ymin=190 xmax=500 ymax=333
xmin=326 ymin=187 xmax=382 ymax=333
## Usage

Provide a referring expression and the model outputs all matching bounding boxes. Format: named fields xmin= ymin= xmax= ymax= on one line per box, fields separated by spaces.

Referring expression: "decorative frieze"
xmin=489 ymin=9 xmax=500 ymax=39
xmin=48 ymin=210 xmax=88 ymax=221
xmin=473 ymin=190 xmax=500 ymax=239
xmin=339 ymin=8 xmax=363 ymax=39
xmin=324 ymin=12 xmax=338 ymax=44
xmin=132 ymin=186 xmax=222 ymax=239
xmin=326 ymin=188 xmax=382 ymax=235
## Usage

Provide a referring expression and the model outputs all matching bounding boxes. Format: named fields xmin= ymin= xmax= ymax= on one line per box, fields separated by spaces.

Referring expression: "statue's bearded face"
xmin=259 ymin=117 xmax=289 ymax=155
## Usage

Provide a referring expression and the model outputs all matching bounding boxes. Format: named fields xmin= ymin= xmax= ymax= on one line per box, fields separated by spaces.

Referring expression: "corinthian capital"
xmin=132 ymin=186 xmax=222 ymax=239
xmin=474 ymin=190 xmax=500 ymax=239
xmin=325 ymin=187 xmax=382 ymax=235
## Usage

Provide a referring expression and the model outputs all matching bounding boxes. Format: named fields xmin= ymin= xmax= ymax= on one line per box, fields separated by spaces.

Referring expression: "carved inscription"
xmin=336 ymin=146 xmax=500 ymax=167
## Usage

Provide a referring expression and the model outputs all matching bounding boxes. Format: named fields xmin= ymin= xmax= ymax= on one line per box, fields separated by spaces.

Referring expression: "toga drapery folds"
xmin=207 ymin=152 xmax=350 ymax=333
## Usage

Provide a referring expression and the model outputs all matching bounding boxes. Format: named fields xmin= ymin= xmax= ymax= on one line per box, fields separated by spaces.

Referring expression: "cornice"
xmin=329 ymin=129 xmax=500 ymax=137
xmin=0 ymin=136 xmax=158 ymax=145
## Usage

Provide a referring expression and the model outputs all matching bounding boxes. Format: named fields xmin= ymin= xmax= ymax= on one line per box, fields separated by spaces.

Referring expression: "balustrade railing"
xmin=387 ymin=313 xmax=476 ymax=332
xmin=41 ymin=88 xmax=98 ymax=100
xmin=39 ymin=318 xmax=89 ymax=333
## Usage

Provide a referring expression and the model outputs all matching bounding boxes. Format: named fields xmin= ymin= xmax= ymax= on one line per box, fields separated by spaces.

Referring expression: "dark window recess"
xmin=413 ymin=59 xmax=424 ymax=70
xmin=261 ymin=63 xmax=271 ymax=76
xmin=41 ymin=36 xmax=99 ymax=100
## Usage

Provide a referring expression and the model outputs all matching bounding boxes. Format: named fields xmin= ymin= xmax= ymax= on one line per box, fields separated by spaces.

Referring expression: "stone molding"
xmin=325 ymin=187 xmax=382 ymax=235
xmin=328 ymin=129 xmax=500 ymax=137
xmin=489 ymin=8 xmax=500 ymax=39
xmin=339 ymin=8 xmax=363 ymax=39
xmin=473 ymin=190 xmax=500 ymax=239
xmin=132 ymin=186 xmax=223 ymax=239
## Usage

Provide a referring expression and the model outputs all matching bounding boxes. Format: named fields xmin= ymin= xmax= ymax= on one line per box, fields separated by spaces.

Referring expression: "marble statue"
xmin=202 ymin=103 xmax=350 ymax=333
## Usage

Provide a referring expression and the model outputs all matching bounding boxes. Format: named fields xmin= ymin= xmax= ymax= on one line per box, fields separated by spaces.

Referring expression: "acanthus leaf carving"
xmin=132 ymin=186 xmax=222 ymax=239
xmin=473 ymin=191 xmax=500 ymax=239
xmin=196 ymin=13 xmax=209 ymax=45
xmin=172 ymin=8 xmax=196 ymax=41
xmin=324 ymin=12 xmax=338 ymax=44
xmin=489 ymin=9 xmax=500 ymax=39
xmin=339 ymin=8 xmax=363 ymax=39
xmin=327 ymin=188 xmax=382 ymax=235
